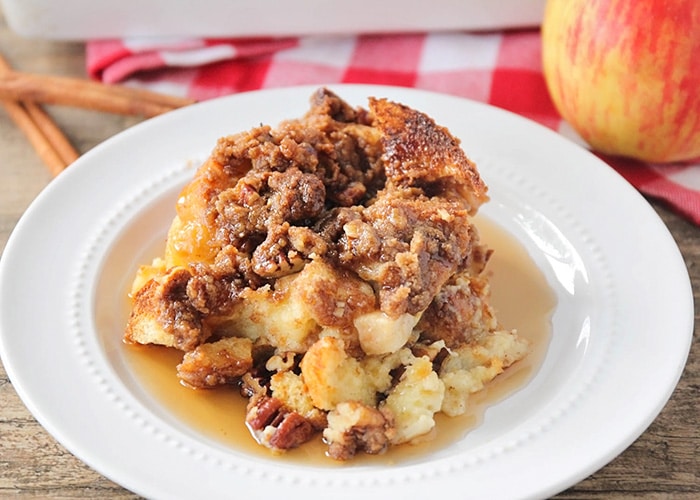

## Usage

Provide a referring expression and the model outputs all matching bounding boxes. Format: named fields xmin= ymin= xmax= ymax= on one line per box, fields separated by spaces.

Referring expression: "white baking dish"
xmin=1 ymin=0 xmax=545 ymax=40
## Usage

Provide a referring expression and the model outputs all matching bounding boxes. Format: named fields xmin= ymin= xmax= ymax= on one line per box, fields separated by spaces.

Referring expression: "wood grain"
xmin=0 ymin=9 xmax=697 ymax=499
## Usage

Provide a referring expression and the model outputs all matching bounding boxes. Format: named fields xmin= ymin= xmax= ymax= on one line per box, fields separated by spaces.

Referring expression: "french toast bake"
xmin=124 ymin=88 xmax=528 ymax=460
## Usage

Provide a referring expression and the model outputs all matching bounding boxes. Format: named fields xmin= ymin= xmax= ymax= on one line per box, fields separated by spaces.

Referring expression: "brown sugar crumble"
xmin=124 ymin=88 xmax=528 ymax=460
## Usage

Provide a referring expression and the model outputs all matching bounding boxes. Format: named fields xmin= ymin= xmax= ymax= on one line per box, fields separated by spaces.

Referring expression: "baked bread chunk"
xmin=125 ymin=88 xmax=528 ymax=459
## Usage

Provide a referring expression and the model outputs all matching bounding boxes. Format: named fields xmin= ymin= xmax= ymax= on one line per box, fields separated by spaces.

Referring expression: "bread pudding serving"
xmin=124 ymin=88 xmax=529 ymax=460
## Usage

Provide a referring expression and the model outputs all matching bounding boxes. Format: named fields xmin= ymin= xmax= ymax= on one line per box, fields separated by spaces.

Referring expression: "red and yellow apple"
xmin=541 ymin=0 xmax=700 ymax=163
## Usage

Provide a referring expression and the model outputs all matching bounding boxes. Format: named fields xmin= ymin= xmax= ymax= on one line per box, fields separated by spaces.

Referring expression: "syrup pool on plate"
xmin=121 ymin=216 xmax=556 ymax=465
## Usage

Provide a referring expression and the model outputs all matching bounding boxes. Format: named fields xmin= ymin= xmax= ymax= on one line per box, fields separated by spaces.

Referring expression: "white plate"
xmin=0 ymin=85 xmax=693 ymax=499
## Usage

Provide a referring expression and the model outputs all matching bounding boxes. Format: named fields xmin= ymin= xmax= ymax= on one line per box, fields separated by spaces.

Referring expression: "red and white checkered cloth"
xmin=87 ymin=31 xmax=700 ymax=225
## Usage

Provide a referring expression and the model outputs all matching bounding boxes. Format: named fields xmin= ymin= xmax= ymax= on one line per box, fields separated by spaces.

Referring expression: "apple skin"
xmin=542 ymin=0 xmax=700 ymax=163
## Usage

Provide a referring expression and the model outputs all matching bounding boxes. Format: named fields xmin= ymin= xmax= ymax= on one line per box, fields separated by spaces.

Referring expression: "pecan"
xmin=247 ymin=396 xmax=285 ymax=431
xmin=268 ymin=412 xmax=316 ymax=450
xmin=245 ymin=395 xmax=319 ymax=451
xmin=239 ymin=373 xmax=265 ymax=399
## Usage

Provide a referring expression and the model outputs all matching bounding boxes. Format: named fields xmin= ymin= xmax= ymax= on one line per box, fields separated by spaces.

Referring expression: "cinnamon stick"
xmin=24 ymin=104 xmax=80 ymax=166
xmin=1 ymin=99 xmax=67 ymax=176
xmin=0 ymin=71 xmax=196 ymax=118
xmin=0 ymin=54 xmax=77 ymax=175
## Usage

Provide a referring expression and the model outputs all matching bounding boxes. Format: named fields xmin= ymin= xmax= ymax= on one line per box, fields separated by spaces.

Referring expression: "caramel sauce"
xmin=122 ymin=216 xmax=555 ymax=465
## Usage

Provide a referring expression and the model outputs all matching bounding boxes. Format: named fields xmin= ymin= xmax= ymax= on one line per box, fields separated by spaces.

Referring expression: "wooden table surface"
xmin=0 ymin=10 xmax=698 ymax=500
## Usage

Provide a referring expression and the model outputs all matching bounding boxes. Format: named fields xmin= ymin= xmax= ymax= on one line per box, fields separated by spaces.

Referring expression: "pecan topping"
xmin=246 ymin=395 xmax=318 ymax=451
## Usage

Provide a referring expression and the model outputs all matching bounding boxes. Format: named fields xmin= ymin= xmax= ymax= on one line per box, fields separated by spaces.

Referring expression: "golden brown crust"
xmin=176 ymin=337 xmax=253 ymax=388
xmin=369 ymin=97 xmax=489 ymax=214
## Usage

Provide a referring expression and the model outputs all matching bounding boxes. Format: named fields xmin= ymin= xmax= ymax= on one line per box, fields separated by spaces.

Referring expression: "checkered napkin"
xmin=87 ymin=31 xmax=700 ymax=225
